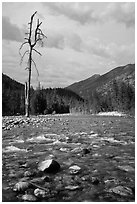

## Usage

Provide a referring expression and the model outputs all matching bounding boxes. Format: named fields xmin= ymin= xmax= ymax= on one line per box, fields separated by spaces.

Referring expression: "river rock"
xmin=71 ymin=147 xmax=82 ymax=153
xmin=91 ymin=177 xmax=100 ymax=185
xmin=42 ymin=175 xmax=51 ymax=182
xmin=61 ymin=175 xmax=74 ymax=186
xmin=82 ymin=148 xmax=90 ymax=154
xmin=13 ymin=181 xmax=30 ymax=192
xmin=38 ymin=159 xmax=60 ymax=173
xmin=34 ymin=188 xmax=49 ymax=198
xmin=118 ymin=165 xmax=134 ymax=172
xmin=24 ymin=170 xmax=34 ymax=177
xmin=69 ymin=165 xmax=81 ymax=175
xmin=108 ymin=186 xmax=133 ymax=196
xmin=65 ymin=185 xmax=80 ymax=190
xmin=22 ymin=194 xmax=37 ymax=201
xmin=60 ymin=147 xmax=69 ymax=152
xmin=9 ymin=170 xmax=16 ymax=178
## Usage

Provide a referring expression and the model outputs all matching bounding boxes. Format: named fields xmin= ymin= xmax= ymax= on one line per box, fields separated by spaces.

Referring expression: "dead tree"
xmin=19 ymin=11 xmax=46 ymax=117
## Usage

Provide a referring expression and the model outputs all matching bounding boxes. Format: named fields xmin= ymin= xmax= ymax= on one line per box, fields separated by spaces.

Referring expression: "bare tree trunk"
xmin=26 ymin=49 xmax=32 ymax=117
xmin=25 ymin=82 xmax=29 ymax=117
xmin=19 ymin=11 xmax=47 ymax=117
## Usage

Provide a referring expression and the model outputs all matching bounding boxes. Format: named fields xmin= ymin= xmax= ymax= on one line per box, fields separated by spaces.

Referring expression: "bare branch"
xmin=24 ymin=37 xmax=29 ymax=41
xmin=32 ymin=38 xmax=40 ymax=47
xmin=33 ymin=48 xmax=42 ymax=56
xmin=34 ymin=19 xmax=42 ymax=42
xmin=28 ymin=11 xmax=37 ymax=45
xmin=20 ymin=50 xmax=29 ymax=65
xmin=31 ymin=59 xmax=39 ymax=76
xmin=37 ymin=29 xmax=47 ymax=38
xmin=38 ymin=21 xmax=42 ymax=27
xmin=19 ymin=42 xmax=29 ymax=55
xmin=31 ymin=11 xmax=37 ymax=21
xmin=29 ymin=181 xmax=48 ymax=192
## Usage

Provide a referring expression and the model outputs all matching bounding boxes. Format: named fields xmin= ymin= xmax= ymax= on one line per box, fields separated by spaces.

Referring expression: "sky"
xmin=2 ymin=1 xmax=135 ymax=88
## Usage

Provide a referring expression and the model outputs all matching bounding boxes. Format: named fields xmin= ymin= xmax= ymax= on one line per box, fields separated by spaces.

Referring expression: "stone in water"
xmin=69 ymin=165 xmax=81 ymax=174
xmin=38 ymin=159 xmax=60 ymax=173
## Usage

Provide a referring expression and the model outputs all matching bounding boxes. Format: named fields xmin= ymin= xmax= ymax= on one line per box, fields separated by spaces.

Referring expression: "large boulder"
xmin=38 ymin=159 xmax=60 ymax=173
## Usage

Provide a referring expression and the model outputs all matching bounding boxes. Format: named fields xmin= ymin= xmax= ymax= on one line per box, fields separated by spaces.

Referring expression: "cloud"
xmin=46 ymin=31 xmax=65 ymax=49
xmin=2 ymin=40 xmax=28 ymax=84
xmin=81 ymin=37 xmax=135 ymax=65
xmin=44 ymin=2 xmax=96 ymax=24
xmin=64 ymin=33 xmax=82 ymax=52
xmin=45 ymin=29 xmax=135 ymax=65
xmin=96 ymin=2 xmax=135 ymax=27
xmin=107 ymin=43 xmax=135 ymax=64
xmin=44 ymin=2 xmax=134 ymax=27
xmin=82 ymin=38 xmax=110 ymax=58
xmin=2 ymin=16 xmax=23 ymax=42
xmin=46 ymin=29 xmax=82 ymax=52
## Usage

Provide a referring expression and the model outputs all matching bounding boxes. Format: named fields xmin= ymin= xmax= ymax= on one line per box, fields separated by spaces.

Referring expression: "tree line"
xmin=2 ymin=78 xmax=135 ymax=116
xmin=88 ymin=80 xmax=135 ymax=114
xmin=2 ymin=84 xmax=85 ymax=116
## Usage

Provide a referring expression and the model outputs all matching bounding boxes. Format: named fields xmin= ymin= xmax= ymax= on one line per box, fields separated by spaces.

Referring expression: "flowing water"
xmin=2 ymin=114 xmax=135 ymax=202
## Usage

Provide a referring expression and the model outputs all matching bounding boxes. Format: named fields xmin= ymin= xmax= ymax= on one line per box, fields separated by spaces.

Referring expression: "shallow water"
xmin=2 ymin=114 xmax=135 ymax=202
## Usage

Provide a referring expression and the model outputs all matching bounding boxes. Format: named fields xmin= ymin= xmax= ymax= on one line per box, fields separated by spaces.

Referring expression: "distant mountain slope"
xmin=2 ymin=73 xmax=25 ymax=116
xmin=66 ymin=74 xmax=100 ymax=98
xmin=66 ymin=64 xmax=135 ymax=99
xmin=2 ymin=73 xmax=25 ymax=91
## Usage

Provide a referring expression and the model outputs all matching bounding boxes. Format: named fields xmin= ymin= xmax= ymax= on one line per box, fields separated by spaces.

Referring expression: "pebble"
xmin=9 ymin=173 xmax=16 ymax=178
xmin=24 ymin=171 xmax=33 ymax=177
xmin=2 ymin=117 xmax=48 ymax=131
xmin=3 ymin=145 xmax=27 ymax=153
xmin=30 ymin=177 xmax=45 ymax=184
xmin=82 ymin=148 xmax=90 ymax=154
xmin=69 ymin=165 xmax=81 ymax=175
xmin=9 ymin=170 xmax=16 ymax=178
xmin=61 ymin=175 xmax=74 ymax=186
xmin=60 ymin=147 xmax=69 ymax=152
xmin=108 ymin=186 xmax=133 ymax=196
xmin=19 ymin=177 xmax=30 ymax=182
xmin=22 ymin=194 xmax=37 ymax=201
xmin=92 ymin=153 xmax=101 ymax=157
xmin=13 ymin=181 xmax=29 ymax=192
xmin=91 ymin=177 xmax=100 ymax=185
xmin=63 ymin=158 xmax=74 ymax=166
xmin=34 ymin=188 xmax=49 ymax=198
xmin=71 ymin=147 xmax=82 ymax=153
xmin=65 ymin=185 xmax=80 ymax=190
xmin=104 ymin=178 xmax=119 ymax=187
xmin=42 ymin=175 xmax=51 ymax=182
xmin=118 ymin=165 xmax=134 ymax=172
xmin=92 ymin=144 xmax=100 ymax=148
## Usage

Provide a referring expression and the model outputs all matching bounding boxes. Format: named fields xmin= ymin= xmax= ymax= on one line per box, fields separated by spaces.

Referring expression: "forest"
xmin=89 ymin=80 xmax=135 ymax=114
xmin=2 ymin=73 xmax=135 ymax=116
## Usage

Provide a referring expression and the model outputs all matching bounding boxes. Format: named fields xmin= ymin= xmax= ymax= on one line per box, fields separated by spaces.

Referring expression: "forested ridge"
xmin=2 ymin=64 xmax=135 ymax=116
xmin=2 ymin=74 xmax=85 ymax=115
xmin=67 ymin=64 xmax=135 ymax=99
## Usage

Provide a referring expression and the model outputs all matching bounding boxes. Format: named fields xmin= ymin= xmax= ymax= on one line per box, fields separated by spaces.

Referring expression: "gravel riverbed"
xmin=2 ymin=114 xmax=135 ymax=202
